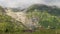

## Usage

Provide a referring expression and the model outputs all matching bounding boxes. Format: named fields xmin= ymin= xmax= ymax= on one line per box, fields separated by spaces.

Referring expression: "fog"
xmin=0 ymin=0 xmax=60 ymax=8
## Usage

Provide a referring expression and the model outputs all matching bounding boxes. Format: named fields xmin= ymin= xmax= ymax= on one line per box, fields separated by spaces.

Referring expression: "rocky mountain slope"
xmin=4 ymin=8 xmax=38 ymax=29
xmin=2 ymin=4 xmax=60 ymax=29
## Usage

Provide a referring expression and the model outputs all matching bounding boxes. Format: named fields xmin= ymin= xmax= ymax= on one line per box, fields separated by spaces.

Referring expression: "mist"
xmin=0 ymin=0 xmax=60 ymax=8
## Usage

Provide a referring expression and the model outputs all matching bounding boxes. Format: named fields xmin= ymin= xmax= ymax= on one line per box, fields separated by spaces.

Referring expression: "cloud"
xmin=0 ymin=0 xmax=60 ymax=8
xmin=44 ymin=0 xmax=60 ymax=7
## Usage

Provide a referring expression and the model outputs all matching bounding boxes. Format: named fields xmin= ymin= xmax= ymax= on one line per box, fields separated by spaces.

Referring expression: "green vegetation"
xmin=26 ymin=10 xmax=60 ymax=29
xmin=27 ymin=4 xmax=60 ymax=16
xmin=26 ymin=4 xmax=60 ymax=34
xmin=0 ymin=6 xmax=24 ymax=33
xmin=26 ymin=4 xmax=60 ymax=28
xmin=0 ymin=4 xmax=60 ymax=34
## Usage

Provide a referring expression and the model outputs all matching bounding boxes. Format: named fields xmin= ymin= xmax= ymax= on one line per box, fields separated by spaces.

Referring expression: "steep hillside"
xmin=5 ymin=8 xmax=38 ymax=29
xmin=26 ymin=4 xmax=60 ymax=29
xmin=0 ymin=4 xmax=60 ymax=34
xmin=0 ymin=6 xmax=25 ymax=32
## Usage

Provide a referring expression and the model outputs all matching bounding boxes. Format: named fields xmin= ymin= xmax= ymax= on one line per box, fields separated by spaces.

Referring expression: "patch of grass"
xmin=0 ymin=29 xmax=60 ymax=34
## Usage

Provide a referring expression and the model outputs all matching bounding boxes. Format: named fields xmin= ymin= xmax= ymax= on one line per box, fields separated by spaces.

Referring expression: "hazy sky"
xmin=0 ymin=0 xmax=60 ymax=8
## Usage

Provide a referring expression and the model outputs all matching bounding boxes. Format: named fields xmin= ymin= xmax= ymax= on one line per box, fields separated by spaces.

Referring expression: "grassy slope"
xmin=22 ymin=4 xmax=60 ymax=34
xmin=0 ymin=6 xmax=24 ymax=33
xmin=26 ymin=4 xmax=60 ymax=28
xmin=0 ymin=5 xmax=60 ymax=34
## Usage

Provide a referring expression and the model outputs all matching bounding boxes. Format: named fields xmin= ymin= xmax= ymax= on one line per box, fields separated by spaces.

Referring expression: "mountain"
xmin=0 ymin=4 xmax=60 ymax=34
xmin=27 ymin=4 xmax=60 ymax=16
xmin=26 ymin=4 xmax=60 ymax=29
